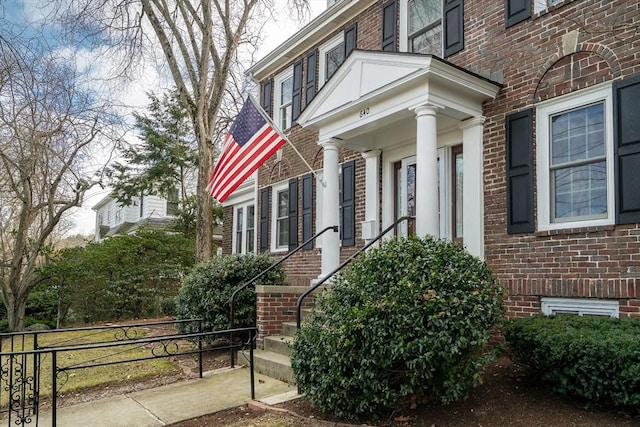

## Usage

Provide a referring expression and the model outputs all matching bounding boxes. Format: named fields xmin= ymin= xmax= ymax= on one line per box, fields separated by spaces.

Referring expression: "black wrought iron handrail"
xmin=229 ymin=225 xmax=338 ymax=329
xmin=0 ymin=320 xmax=257 ymax=427
xmin=228 ymin=225 xmax=338 ymax=367
xmin=296 ymin=216 xmax=416 ymax=328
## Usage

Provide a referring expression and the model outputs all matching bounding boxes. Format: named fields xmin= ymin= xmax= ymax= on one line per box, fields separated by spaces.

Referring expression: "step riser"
xmin=281 ymin=322 xmax=297 ymax=337
xmin=237 ymin=350 xmax=295 ymax=384
xmin=264 ymin=336 xmax=292 ymax=357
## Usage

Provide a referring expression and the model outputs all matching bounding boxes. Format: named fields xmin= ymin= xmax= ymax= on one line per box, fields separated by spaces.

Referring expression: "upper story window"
xmin=319 ymin=34 xmax=345 ymax=87
xmin=536 ymin=84 xmax=614 ymax=231
xmin=407 ymin=0 xmax=442 ymax=55
xmin=274 ymin=68 xmax=293 ymax=130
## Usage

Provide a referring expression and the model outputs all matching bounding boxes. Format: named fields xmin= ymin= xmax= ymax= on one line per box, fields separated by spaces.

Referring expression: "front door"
xmin=393 ymin=145 xmax=463 ymax=241
xmin=394 ymin=156 xmax=416 ymax=236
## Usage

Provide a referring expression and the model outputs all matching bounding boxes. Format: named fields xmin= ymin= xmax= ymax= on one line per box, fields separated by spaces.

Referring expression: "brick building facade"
xmin=221 ymin=0 xmax=640 ymax=325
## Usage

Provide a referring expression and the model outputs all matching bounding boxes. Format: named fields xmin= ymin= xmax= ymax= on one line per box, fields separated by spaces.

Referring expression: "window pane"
xmin=553 ymin=162 xmax=607 ymax=220
xmin=276 ymin=191 xmax=288 ymax=248
xmin=277 ymin=218 xmax=288 ymax=247
xmin=246 ymin=205 xmax=255 ymax=253
xmin=326 ymin=43 xmax=344 ymax=81
xmin=408 ymin=0 xmax=441 ymax=34
xmin=235 ymin=208 xmax=243 ymax=254
xmin=281 ymin=104 xmax=292 ymax=129
xmin=278 ymin=191 xmax=288 ymax=217
xmin=411 ymin=27 xmax=442 ymax=55
xmin=281 ymin=77 xmax=292 ymax=103
xmin=551 ymin=103 xmax=604 ymax=166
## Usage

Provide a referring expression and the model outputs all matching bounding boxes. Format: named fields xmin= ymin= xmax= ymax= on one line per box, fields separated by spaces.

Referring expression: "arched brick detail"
xmin=530 ymin=43 xmax=621 ymax=103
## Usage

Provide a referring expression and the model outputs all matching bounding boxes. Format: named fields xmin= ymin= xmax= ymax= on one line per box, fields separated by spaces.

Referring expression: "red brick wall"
xmin=452 ymin=0 xmax=640 ymax=318
xmin=255 ymin=286 xmax=317 ymax=348
xmin=229 ymin=0 xmax=640 ymax=320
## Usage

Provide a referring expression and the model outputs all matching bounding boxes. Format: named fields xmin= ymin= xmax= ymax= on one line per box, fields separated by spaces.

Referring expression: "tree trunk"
xmin=7 ymin=293 xmax=28 ymax=332
xmin=195 ymin=133 xmax=214 ymax=263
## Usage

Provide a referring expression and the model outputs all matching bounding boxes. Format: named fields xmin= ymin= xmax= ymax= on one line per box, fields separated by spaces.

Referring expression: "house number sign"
xmin=359 ymin=107 xmax=370 ymax=118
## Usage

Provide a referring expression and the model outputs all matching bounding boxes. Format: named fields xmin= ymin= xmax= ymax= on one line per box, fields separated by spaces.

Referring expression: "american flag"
xmin=207 ymin=97 xmax=286 ymax=202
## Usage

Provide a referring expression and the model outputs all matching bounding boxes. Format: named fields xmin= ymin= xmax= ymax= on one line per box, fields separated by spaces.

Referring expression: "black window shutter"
xmin=344 ymin=23 xmax=358 ymax=58
xmin=443 ymin=0 xmax=464 ymax=57
xmin=506 ymin=109 xmax=534 ymax=234
xmin=381 ymin=0 xmax=397 ymax=52
xmin=305 ymin=50 xmax=318 ymax=106
xmin=259 ymin=187 xmax=270 ymax=253
xmin=614 ymin=74 xmax=640 ymax=224
xmin=261 ymin=79 xmax=273 ymax=117
xmin=292 ymin=59 xmax=303 ymax=122
xmin=340 ymin=161 xmax=356 ymax=246
xmin=301 ymin=174 xmax=314 ymax=249
xmin=505 ymin=0 xmax=531 ymax=28
xmin=288 ymin=178 xmax=299 ymax=251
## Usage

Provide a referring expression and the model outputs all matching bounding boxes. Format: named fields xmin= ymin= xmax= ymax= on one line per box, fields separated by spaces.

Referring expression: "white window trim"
xmin=232 ymin=201 xmax=256 ymax=255
xmin=318 ymin=33 xmax=344 ymax=88
xmin=536 ymin=83 xmax=614 ymax=231
xmin=541 ymin=297 xmax=619 ymax=318
xmin=273 ymin=67 xmax=293 ymax=131
xmin=270 ymin=181 xmax=289 ymax=253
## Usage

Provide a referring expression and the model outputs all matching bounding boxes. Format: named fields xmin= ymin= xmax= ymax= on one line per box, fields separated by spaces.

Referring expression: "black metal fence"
xmin=0 ymin=319 xmax=256 ymax=426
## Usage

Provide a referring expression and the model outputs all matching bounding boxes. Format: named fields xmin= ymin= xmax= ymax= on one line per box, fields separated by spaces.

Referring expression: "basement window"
xmin=540 ymin=297 xmax=619 ymax=318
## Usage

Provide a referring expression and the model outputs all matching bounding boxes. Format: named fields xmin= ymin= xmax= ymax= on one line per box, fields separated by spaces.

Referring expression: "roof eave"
xmin=247 ymin=0 xmax=377 ymax=82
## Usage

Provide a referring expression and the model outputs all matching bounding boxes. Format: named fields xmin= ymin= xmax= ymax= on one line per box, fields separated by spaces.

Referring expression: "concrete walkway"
xmin=36 ymin=367 xmax=297 ymax=427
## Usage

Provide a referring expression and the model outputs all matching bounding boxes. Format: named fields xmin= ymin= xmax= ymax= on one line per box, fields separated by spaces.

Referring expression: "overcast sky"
xmin=2 ymin=0 xmax=327 ymax=236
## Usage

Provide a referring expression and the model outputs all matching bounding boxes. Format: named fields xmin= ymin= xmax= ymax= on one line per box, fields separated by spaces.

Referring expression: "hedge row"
xmin=505 ymin=315 xmax=640 ymax=408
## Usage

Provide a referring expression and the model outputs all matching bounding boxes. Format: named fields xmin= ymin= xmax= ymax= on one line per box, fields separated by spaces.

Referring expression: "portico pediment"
xmin=297 ymin=50 xmax=501 ymax=140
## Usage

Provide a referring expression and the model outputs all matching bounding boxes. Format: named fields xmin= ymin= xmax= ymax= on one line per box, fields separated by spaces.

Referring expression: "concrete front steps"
xmin=237 ymin=311 xmax=309 ymax=384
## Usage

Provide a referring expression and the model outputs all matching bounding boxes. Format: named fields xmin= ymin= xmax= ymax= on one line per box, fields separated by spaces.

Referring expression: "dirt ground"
xmin=171 ymin=356 xmax=640 ymax=427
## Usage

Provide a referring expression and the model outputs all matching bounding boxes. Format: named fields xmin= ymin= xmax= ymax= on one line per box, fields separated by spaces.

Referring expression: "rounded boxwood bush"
xmin=291 ymin=236 xmax=504 ymax=421
xmin=174 ymin=253 xmax=284 ymax=334
xmin=505 ymin=315 xmax=640 ymax=408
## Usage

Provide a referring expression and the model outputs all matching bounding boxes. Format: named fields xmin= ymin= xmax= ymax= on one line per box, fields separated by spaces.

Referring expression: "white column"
xmin=414 ymin=105 xmax=440 ymax=238
xmin=361 ymin=150 xmax=381 ymax=244
xmin=320 ymin=139 xmax=341 ymax=277
xmin=460 ymin=117 xmax=486 ymax=259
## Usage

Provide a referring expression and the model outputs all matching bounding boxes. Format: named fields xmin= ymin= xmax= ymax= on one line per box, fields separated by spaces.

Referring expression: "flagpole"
xmin=248 ymin=95 xmax=326 ymax=187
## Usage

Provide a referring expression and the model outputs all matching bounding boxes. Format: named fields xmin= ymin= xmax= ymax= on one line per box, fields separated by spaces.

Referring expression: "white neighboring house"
xmin=91 ymin=192 xmax=180 ymax=241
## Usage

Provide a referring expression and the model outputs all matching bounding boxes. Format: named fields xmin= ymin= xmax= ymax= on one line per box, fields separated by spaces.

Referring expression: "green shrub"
xmin=174 ymin=254 xmax=284 ymax=334
xmin=505 ymin=315 xmax=640 ymax=407
xmin=160 ymin=297 xmax=177 ymax=317
xmin=291 ymin=236 xmax=504 ymax=421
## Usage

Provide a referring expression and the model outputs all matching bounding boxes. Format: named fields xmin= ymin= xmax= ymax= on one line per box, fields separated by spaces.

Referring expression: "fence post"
xmin=198 ymin=320 xmax=203 ymax=379
xmin=250 ymin=329 xmax=255 ymax=400
xmin=52 ymin=351 xmax=57 ymax=427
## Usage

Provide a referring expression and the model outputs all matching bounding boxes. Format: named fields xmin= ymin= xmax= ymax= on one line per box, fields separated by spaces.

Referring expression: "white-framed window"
xmin=232 ymin=202 xmax=256 ymax=254
xmin=541 ymin=297 xmax=619 ymax=318
xmin=399 ymin=0 xmax=442 ymax=56
xmin=271 ymin=182 xmax=289 ymax=252
xmin=318 ymin=33 xmax=345 ymax=87
xmin=536 ymin=84 xmax=614 ymax=231
xmin=534 ymin=0 xmax=563 ymax=14
xmin=274 ymin=68 xmax=293 ymax=130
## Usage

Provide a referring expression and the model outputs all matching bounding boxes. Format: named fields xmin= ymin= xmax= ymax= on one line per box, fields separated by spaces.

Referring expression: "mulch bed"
xmin=174 ymin=356 xmax=639 ymax=427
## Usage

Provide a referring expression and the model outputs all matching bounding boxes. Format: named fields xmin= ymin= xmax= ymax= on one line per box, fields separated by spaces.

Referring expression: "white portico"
xmin=297 ymin=50 xmax=501 ymax=276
